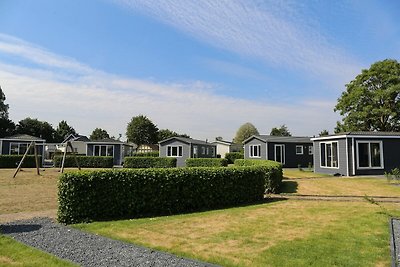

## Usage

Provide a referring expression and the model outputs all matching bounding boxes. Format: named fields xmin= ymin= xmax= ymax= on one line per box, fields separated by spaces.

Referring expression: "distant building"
xmin=211 ymin=140 xmax=242 ymax=158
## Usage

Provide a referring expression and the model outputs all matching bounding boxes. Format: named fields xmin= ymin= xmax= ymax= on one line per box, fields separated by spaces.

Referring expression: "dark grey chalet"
xmin=86 ymin=138 xmax=135 ymax=166
xmin=159 ymin=137 xmax=217 ymax=167
xmin=312 ymin=131 xmax=400 ymax=176
xmin=0 ymin=134 xmax=45 ymax=156
xmin=243 ymin=135 xmax=313 ymax=168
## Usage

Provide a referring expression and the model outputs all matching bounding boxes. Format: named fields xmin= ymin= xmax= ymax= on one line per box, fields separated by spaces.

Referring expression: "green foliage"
xmin=0 ymin=117 xmax=15 ymax=138
xmin=123 ymin=157 xmax=176 ymax=168
xmin=185 ymin=158 xmax=228 ymax=167
xmin=385 ymin=167 xmax=400 ymax=184
xmin=53 ymin=155 xmax=113 ymax=168
xmin=319 ymin=129 xmax=329 ymax=136
xmin=225 ymin=152 xmax=244 ymax=164
xmin=57 ymin=167 xmax=265 ymax=224
xmin=234 ymin=159 xmax=283 ymax=193
xmin=126 ymin=115 xmax=159 ymax=146
xmin=16 ymin=117 xmax=56 ymax=142
xmin=90 ymin=128 xmax=110 ymax=140
xmin=270 ymin=124 xmax=291 ymax=136
xmin=335 ymin=59 xmax=400 ymax=132
xmin=233 ymin=122 xmax=259 ymax=144
xmin=0 ymin=155 xmax=42 ymax=168
xmin=133 ymin=151 xmax=159 ymax=157
xmin=157 ymin=129 xmax=190 ymax=142
xmin=54 ymin=120 xmax=76 ymax=142
xmin=0 ymin=85 xmax=9 ymax=119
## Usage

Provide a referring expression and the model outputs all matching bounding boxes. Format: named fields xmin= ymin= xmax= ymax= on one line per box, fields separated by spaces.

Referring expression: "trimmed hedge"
xmin=124 ymin=157 xmax=176 ymax=168
xmin=185 ymin=158 xmax=228 ymax=167
xmin=0 ymin=155 xmax=42 ymax=168
xmin=58 ymin=167 xmax=265 ymax=224
xmin=53 ymin=156 xmax=113 ymax=168
xmin=225 ymin=152 xmax=244 ymax=164
xmin=234 ymin=159 xmax=283 ymax=193
xmin=133 ymin=151 xmax=159 ymax=157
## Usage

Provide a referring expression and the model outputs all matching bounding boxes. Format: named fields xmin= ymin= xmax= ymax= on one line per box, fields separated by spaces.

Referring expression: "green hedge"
xmin=58 ymin=167 xmax=265 ymax=224
xmin=0 ymin=155 xmax=42 ymax=168
xmin=225 ymin=152 xmax=244 ymax=164
xmin=124 ymin=157 xmax=176 ymax=168
xmin=53 ymin=156 xmax=113 ymax=168
xmin=133 ymin=151 xmax=159 ymax=157
xmin=185 ymin=158 xmax=228 ymax=167
xmin=234 ymin=159 xmax=283 ymax=193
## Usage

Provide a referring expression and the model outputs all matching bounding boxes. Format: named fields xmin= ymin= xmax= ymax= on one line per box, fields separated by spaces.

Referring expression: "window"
xmin=93 ymin=145 xmax=114 ymax=157
xmin=296 ymin=145 xmax=303 ymax=155
xmin=167 ymin=145 xmax=183 ymax=157
xmin=201 ymin=147 xmax=206 ymax=155
xmin=356 ymin=141 xmax=383 ymax=169
xmin=193 ymin=146 xmax=198 ymax=158
xmin=320 ymin=142 xmax=338 ymax=168
xmin=206 ymin=147 xmax=209 ymax=155
xmin=9 ymin=143 xmax=33 ymax=155
xmin=249 ymin=145 xmax=261 ymax=158
xmin=211 ymin=147 xmax=215 ymax=157
xmin=308 ymin=145 xmax=313 ymax=155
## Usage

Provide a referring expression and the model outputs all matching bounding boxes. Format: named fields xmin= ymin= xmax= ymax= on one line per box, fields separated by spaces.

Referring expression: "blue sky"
xmin=0 ymin=0 xmax=399 ymax=140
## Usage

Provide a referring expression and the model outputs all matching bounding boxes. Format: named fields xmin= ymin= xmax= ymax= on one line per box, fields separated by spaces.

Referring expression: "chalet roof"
xmin=62 ymin=134 xmax=90 ymax=143
xmin=1 ymin=134 xmax=45 ymax=142
xmin=159 ymin=137 xmax=214 ymax=146
xmin=311 ymin=131 xmax=400 ymax=141
xmin=244 ymin=135 xmax=312 ymax=144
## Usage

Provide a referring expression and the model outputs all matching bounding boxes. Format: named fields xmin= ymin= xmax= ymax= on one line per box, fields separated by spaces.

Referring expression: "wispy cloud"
xmin=0 ymin=33 xmax=339 ymax=139
xmin=115 ymin=0 xmax=362 ymax=87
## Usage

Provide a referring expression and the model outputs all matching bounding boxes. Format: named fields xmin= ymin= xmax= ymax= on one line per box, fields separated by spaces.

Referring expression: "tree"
xmin=270 ymin=124 xmax=291 ymax=136
xmin=335 ymin=59 xmax=400 ymax=133
xmin=0 ymin=86 xmax=15 ymax=137
xmin=90 ymin=128 xmax=110 ymax=140
xmin=319 ymin=129 xmax=329 ymax=136
xmin=157 ymin=129 xmax=190 ymax=142
xmin=233 ymin=122 xmax=259 ymax=144
xmin=215 ymin=136 xmax=223 ymax=141
xmin=16 ymin=117 xmax=56 ymax=142
xmin=55 ymin=120 xmax=76 ymax=142
xmin=126 ymin=115 xmax=159 ymax=145
xmin=0 ymin=86 xmax=9 ymax=119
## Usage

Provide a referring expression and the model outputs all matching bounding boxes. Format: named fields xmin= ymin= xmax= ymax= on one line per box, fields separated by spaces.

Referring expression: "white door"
xmin=274 ymin=144 xmax=285 ymax=164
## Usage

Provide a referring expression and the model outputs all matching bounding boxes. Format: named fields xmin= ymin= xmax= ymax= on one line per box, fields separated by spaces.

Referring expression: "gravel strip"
xmin=1 ymin=217 xmax=219 ymax=267
xmin=391 ymin=218 xmax=400 ymax=267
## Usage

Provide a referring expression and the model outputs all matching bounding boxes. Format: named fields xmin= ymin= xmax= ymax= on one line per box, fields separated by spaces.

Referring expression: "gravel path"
xmin=391 ymin=218 xmax=400 ymax=267
xmin=1 ymin=217 xmax=218 ymax=267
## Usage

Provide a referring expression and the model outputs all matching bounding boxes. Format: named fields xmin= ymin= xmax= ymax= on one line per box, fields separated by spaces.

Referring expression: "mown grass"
xmin=75 ymin=200 xmax=400 ymax=267
xmin=0 ymin=235 xmax=77 ymax=267
xmin=283 ymin=168 xmax=332 ymax=179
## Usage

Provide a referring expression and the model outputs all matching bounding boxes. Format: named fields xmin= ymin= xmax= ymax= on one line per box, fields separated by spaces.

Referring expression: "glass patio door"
xmin=274 ymin=144 xmax=285 ymax=164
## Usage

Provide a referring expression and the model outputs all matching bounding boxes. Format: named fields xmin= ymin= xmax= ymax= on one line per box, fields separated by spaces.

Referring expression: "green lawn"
xmin=0 ymin=235 xmax=77 ymax=267
xmin=75 ymin=200 xmax=400 ymax=267
xmin=283 ymin=168 xmax=332 ymax=179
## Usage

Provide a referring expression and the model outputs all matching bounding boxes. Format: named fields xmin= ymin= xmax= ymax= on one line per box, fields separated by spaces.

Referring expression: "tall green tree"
xmin=0 ymin=86 xmax=9 ymax=119
xmin=0 ymin=86 xmax=15 ymax=137
xmin=90 ymin=128 xmax=110 ymax=140
xmin=55 ymin=120 xmax=76 ymax=142
xmin=319 ymin=129 xmax=329 ymax=136
xmin=335 ymin=59 xmax=400 ymax=133
xmin=157 ymin=128 xmax=190 ymax=142
xmin=16 ymin=118 xmax=56 ymax=142
xmin=233 ymin=122 xmax=259 ymax=144
xmin=126 ymin=115 xmax=159 ymax=145
xmin=270 ymin=124 xmax=291 ymax=136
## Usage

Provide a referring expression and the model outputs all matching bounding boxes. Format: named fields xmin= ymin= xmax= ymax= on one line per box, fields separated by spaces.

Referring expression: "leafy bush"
xmin=225 ymin=152 xmax=244 ymax=164
xmin=53 ymin=156 xmax=113 ymax=168
xmin=234 ymin=159 xmax=283 ymax=193
xmin=185 ymin=158 xmax=228 ymax=167
xmin=133 ymin=151 xmax=159 ymax=157
xmin=0 ymin=155 xmax=42 ymax=168
xmin=124 ymin=157 xmax=176 ymax=168
xmin=58 ymin=167 xmax=265 ymax=224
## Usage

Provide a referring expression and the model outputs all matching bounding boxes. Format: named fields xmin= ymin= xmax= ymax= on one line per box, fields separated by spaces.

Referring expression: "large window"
xmin=357 ymin=141 xmax=383 ymax=169
xmin=250 ymin=145 xmax=261 ymax=158
xmin=9 ymin=143 xmax=32 ymax=155
xmin=296 ymin=145 xmax=303 ymax=155
xmin=167 ymin=145 xmax=183 ymax=157
xmin=320 ymin=142 xmax=338 ymax=168
xmin=94 ymin=145 xmax=114 ymax=157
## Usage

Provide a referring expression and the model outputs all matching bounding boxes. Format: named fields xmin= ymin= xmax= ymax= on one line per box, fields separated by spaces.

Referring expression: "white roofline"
xmin=311 ymin=134 xmax=400 ymax=141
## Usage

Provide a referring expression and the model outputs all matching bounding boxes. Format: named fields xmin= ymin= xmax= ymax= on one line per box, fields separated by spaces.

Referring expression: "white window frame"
xmin=93 ymin=145 xmax=114 ymax=157
xmin=296 ymin=145 xmax=303 ymax=155
xmin=167 ymin=145 xmax=183 ymax=157
xmin=211 ymin=147 xmax=215 ymax=157
xmin=319 ymin=141 xmax=339 ymax=169
xmin=201 ymin=147 xmax=206 ymax=155
xmin=356 ymin=140 xmax=384 ymax=169
xmin=274 ymin=144 xmax=285 ymax=164
xmin=308 ymin=145 xmax=313 ymax=155
xmin=249 ymin=145 xmax=261 ymax=158
xmin=9 ymin=143 xmax=31 ymax=155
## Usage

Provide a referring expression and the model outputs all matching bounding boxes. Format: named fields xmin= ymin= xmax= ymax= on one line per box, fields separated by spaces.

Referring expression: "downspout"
xmin=352 ymin=137 xmax=355 ymax=176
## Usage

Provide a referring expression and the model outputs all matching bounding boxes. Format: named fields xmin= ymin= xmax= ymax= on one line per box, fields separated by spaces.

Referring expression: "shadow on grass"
xmin=280 ymin=180 xmax=298 ymax=193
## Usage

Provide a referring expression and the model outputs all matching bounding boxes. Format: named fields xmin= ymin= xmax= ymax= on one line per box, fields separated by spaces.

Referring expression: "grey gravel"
xmin=1 ymin=217 xmax=219 ymax=267
xmin=392 ymin=218 xmax=400 ymax=267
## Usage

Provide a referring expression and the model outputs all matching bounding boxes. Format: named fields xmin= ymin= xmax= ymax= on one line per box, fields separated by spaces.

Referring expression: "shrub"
xmin=234 ymin=159 xmax=283 ymax=193
xmin=133 ymin=151 xmax=159 ymax=157
xmin=124 ymin=157 xmax=176 ymax=168
xmin=0 ymin=155 xmax=42 ymax=168
xmin=58 ymin=167 xmax=265 ymax=224
xmin=53 ymin=156 xmax=113 ymax=168
xmin=225 ymin=152 xmax=244 ymax=164
xmin=185 ymin=158 xmax=228 ymax=167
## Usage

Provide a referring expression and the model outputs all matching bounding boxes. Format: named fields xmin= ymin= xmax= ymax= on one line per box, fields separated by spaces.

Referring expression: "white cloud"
xmin=115 ymin=0 xmax=362 ymax=88
xmin=0 ymin=33 xmax=340 ymax=140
